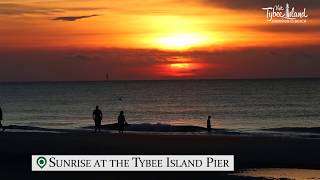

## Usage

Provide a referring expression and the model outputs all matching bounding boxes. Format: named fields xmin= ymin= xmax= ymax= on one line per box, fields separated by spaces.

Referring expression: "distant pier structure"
xmin=106 ymin=73 xmax=109 ymax=81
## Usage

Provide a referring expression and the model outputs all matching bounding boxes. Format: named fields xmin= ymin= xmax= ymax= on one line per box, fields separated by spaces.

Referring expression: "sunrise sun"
xmin=170 ymin=63 xmax=190 ymax=69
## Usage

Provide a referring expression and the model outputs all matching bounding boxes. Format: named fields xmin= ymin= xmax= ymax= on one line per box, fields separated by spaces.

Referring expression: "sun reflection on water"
xmin=236 ymin=168 xmax=320 ymax=180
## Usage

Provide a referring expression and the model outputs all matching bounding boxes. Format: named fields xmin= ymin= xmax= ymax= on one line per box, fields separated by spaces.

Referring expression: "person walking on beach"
xmin=0 ymin=107 xmax=5 ymax=131
xmin=207 ymin=115 xmax=212 ymax=132
xmin=92 ymin=106 xmax=103 ymax=133
xmin=117 ymin=111 xmax=127 ymax=134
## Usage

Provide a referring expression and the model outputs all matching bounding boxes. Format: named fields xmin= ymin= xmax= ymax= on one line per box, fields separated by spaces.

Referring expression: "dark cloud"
xmin=0 ymin=48 xmax=169 ymax=81
xmin=0 ymin=46 xmax=319 ymax=81
xmin=183 ymin=45 xmax=320 ymax=78
xmin=199 ymin=0 xmax=320 ymax=10
xmin=52 ymin=14 xmax=99 ymax=21
xmin=65 ymin=54 xmax=97 ymax=62
xmin=242 ymin=24 xmax=320 ymax=33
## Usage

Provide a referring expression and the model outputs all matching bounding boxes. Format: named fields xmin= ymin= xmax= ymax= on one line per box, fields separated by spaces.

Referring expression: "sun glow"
xmin=155 ymin=33 xmax=209 ymax=50
xmin=161 ymin=62 xmax=204 ymax=77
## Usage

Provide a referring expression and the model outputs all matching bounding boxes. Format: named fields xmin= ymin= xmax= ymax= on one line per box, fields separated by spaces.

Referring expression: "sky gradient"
xmin=0 ymin=0 xmax=320 ymax=81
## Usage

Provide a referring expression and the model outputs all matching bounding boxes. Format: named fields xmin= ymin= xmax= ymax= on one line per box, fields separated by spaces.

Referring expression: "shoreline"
xmin=3 ymin=123 xmax=320 ymax=139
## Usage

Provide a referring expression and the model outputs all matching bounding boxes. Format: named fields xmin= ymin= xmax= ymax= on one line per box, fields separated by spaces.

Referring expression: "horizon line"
xmin=0 ymin=77 xmax=319 ymax=83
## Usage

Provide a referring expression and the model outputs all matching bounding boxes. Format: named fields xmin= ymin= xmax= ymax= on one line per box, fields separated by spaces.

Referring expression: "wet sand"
xmin=0 ymin=131 xmax=319 ymax=179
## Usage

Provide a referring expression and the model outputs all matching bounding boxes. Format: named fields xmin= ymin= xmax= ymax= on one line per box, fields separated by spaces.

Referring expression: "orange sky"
xmin=0 ymin=0 xmax=320 ymax=80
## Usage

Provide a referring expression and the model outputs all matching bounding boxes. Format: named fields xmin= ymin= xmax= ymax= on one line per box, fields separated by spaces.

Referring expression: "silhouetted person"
xmin=207 ymin=116 xmax=211 ymax=132
xmin=92 ymin=106 xmax=102 ymax=133
xmin=0 ymin=107 xmax=4 ymax=131
xmin=117 ymin=111 xmax=127 ymax=134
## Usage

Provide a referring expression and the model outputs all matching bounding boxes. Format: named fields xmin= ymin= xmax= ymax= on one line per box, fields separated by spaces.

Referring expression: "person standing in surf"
xmin=117 ymin=111 xmax=127 ymax=134
xmin=92 ymin=106 xmax=103 ymax=133
xmin=0 ymin=107 xmax=5 ymax=131
xmin=207 ymin=115 xmax=212 ymax=132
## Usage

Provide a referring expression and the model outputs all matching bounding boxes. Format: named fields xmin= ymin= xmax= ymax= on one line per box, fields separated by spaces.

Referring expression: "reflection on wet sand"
xmin=236 ymin=168 xmax=320 ymax=180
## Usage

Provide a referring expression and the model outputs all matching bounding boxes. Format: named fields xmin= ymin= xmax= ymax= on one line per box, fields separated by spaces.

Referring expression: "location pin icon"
xmin=37 ymin=156 xmax=47 ymax=169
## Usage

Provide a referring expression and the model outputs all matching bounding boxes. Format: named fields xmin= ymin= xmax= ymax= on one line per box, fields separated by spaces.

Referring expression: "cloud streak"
xmin=0 ymin=3 xmax=61 ymax=15
xmin=198 ymin=0 xmax=320 ymax=10
xmin=242 ymin=24 xmax=320 ymax=33
xmin=52 ymin=14 xmax=99 ymax=21
xmin=0 ymin=3 xmax=106 ymax=15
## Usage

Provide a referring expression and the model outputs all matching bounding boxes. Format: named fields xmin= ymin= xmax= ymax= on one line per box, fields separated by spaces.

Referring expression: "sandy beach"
xmin=0 ymin=127 xmax=319 ymax=179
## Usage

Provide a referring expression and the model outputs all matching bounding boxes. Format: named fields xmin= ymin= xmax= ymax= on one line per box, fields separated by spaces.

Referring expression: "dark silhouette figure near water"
xmin=117 ymin=111 xmax=127 ymax=134
xmin=207 ymin=116 xmax=212 ymax=132
xmin=92 ymin=106 xmax=102 ymax=133
xmin=0 ymin=107 xmax=4 ymax=131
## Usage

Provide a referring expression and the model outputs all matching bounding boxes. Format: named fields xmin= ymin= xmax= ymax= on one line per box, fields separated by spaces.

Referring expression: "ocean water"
xmin=0 ymin=79 xmax=319 ymax=131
